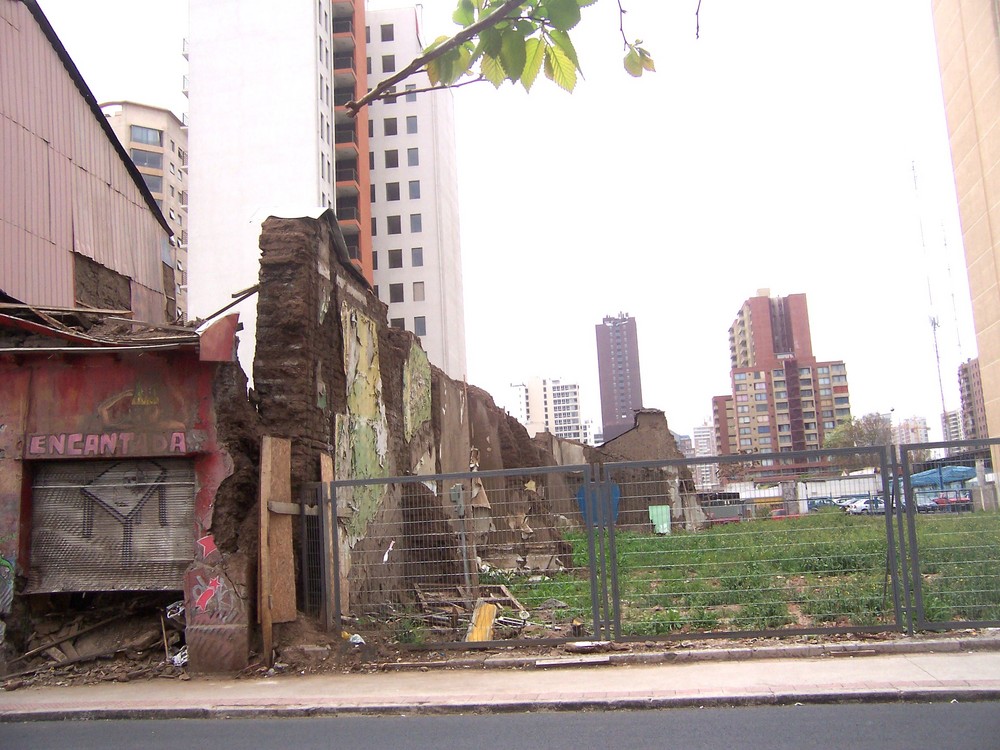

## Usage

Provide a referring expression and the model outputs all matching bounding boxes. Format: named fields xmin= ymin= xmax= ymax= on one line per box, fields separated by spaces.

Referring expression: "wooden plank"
xmin=265 ymin=437 xmax=296 ymax=624
xmin=268 ymin=500 xmax=318 ymax=516
xmin=258 ymin=437 xmax=274 ymax=666
xmin=465 ymin=599 xmax=497 ymax=642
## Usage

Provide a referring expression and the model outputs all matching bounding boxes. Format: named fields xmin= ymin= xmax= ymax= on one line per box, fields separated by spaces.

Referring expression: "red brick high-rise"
xmin=596 ymin=313 xmax=644 ymax=442
xmin=713 ymin=290 xmax=852 ymax=481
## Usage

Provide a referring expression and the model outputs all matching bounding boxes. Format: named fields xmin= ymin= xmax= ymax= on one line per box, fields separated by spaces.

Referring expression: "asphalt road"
xmin=3 ymin=702 xmax=999 ymax=749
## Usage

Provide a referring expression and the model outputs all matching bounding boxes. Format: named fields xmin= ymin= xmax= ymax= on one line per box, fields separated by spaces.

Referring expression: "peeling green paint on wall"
xmin=337 ymin=303 xmax=389 ymax=543
xmin=403 ymin=343 xmax=431 ymax=443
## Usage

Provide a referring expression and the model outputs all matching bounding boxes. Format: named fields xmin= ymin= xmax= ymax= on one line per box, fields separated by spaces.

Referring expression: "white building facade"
xmin=692 ymin=421 xmax=718 ymax=490
xmin=366 ymin=6 xmax=467 ymax=379
xmin=512 ymin=378 xmax=592 ymax=444
xmin=186 ymin=0 xmax=370 ymax=370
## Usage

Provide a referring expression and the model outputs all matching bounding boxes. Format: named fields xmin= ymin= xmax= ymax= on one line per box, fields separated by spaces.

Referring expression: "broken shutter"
xmin=27 ymin=459 xmax=196 ymax=593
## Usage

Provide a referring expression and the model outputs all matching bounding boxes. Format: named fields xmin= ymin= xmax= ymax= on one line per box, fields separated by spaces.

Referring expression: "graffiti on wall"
xmin=0 ymin=556 xmax=13 ymax=615
xmin=187 ymin=568 xmax=242 ymax=625
xmin=26 ymin=381 xmax=192 ymax=459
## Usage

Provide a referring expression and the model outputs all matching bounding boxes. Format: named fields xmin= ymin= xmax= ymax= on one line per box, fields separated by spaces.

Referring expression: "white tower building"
xmin=366 ymin=6 xmax=467 ymax=379
xmin=512 ymin=378 xmax=591 ymax=444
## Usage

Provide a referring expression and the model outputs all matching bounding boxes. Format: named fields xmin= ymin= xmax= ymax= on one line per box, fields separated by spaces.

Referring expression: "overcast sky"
xmin=38 ymin=0 xmax=974 ymax=440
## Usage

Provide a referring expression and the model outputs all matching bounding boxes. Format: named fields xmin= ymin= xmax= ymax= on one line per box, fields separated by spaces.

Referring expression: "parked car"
xmin=932 ymin=491 xmax=973 ymax=512
xmin=847 ymin=498 xmax=886 ymax=515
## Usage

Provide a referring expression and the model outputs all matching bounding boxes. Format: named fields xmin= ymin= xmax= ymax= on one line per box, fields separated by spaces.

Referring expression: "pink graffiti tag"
xmin=197 ymin=535 xmax=218 ymax=558
xmin=195 ymin=576 xmax=222 ymax=612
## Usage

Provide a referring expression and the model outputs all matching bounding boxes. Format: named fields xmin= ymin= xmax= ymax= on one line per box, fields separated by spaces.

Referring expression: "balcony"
xmin=333 ymin=54 xmax=355 ymax=71
xmin=182 ymin=37 xmax=189 ymax=60
xmin=335 ymin=166 xmax=358 ymax=182
xmin=334 ymin=89 xmax=354 ymax=107
xmin=182 ymin=75 xmax=189 ymax=97
xmin=334 ymin=125 xmax=358 ymax=157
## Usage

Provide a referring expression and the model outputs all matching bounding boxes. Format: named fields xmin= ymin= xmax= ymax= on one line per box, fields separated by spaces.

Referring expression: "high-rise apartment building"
xmin=931 ymin=1 xmax=997 ymax=440
xmin=595 ymin=313 xmax=644 ymax=442
xmin=713 ymin=290 xmax=852 ymax=481
xmin=692 ymin=421 xmax=719 ymax=490
xmin=511 ymin=377 xmax=592 ymax=444
xmin=941 ymin=409 xmax=964 ymax=443
xmin=366 ymin=7 xmax=466 ymax=378
xmin=894 ymin=416 xmax=930 ymax=445
xmin=958 ymin=357 xmax=988 ymax=440
xmin=102 ymin=101 xmax=189 ymax=320
xmin=187 ymin=0 xmax=372 ymax=369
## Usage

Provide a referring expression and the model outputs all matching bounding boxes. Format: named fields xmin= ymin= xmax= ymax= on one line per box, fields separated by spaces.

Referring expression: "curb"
xmin=4 ymin=687 xmax=1000 ymax=723
xmin=382 ymin=635 xmax=1000 ymax=671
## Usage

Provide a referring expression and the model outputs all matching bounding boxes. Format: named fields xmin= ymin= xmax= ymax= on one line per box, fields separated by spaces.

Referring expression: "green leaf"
xmin=499 ymin=30 xmax=527 ymax=81
xmin=640 ymin=50 xmax=656 ymax=72
xmin=453 ymin=0 xmax=475 ymax=26
xmin=576 ymin=0 xmax=599 ymax=6
xmin=623 ymin=47 xmax=642 ymax=77
xmin=521 ymin=37 xmax=545 ymax=91
xmin=481 ymin=53 xmax=506 ymax=88
xmin=423 ymin=35 xmax=452 ymax=54
xmin=544 ymin=0 xmax=582 ymax=31
xmin=548 ymin=29 xmax=580 ymax=71
xmin=543 ymin=43 xmax=577 ymax=91
xmin=480 ymin=27 xmax=503 ymax=58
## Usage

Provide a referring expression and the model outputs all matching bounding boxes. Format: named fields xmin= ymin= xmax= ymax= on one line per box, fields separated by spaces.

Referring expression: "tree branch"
xmin=346 ymin=0 xmax=527 ymax=117
xmin=696 ymin=0 xmax=703 ymax=39
xmin=618 ymin=1 xmax=628 ymax=49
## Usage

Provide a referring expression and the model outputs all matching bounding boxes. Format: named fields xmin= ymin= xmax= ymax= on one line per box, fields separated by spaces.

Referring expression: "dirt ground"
xmin=2 ymin=601 xmax=983 ymax=692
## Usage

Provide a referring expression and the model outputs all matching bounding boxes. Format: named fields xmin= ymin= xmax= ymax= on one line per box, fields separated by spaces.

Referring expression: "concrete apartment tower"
xmin=595 ymin=313 xmax=644 ymax=442
xmin=931 ymin=0 xmax=999 ymax=438
xmin=511 ymin=377 xmax=592 ymax=444
xmin=692 ymin=421 xmax=718 ymax=490
xmin=958 ymin=357 xmax=988 ymax=440
xmin=713 ymin=290 xmax=852 ymax=481
xmin=186 ymin=0 xmax=372 ymax=369
xmin=366 ymin=6 xmax=467 ymax=379
xmin=102 ymin=102 xmax=189 ymax=320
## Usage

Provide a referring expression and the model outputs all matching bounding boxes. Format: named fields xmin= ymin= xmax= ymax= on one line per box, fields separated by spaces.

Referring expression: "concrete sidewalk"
xmin=2 ymin=635 xmax=1000 ymax=721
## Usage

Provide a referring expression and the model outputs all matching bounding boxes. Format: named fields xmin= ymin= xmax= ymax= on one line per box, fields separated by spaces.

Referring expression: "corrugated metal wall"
xmin=0 ymin=0 xmax=167 ymax=314
xmin=28 ymin=458 xmax=195 ymax=593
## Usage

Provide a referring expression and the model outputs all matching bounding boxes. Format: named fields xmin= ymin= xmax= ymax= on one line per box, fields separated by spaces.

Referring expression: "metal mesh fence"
xmin=308 ymin=441 xmax=1000 ymax=646
xmin=603 ymin=447 xmax=903 ymax=639
xmin=901 ymin=439 xmax=1000 ymax=630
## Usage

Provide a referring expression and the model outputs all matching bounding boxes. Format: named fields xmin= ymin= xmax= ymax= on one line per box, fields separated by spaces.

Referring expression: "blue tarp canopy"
xmin=909 ymin=465 xmax=976 ymax=488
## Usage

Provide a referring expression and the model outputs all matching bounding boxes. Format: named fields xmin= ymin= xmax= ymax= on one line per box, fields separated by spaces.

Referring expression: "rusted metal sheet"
xmin=1 ymin=0 xmax=168 ymax=310
xmin=27 ymin=459 xmax=195 ymax=593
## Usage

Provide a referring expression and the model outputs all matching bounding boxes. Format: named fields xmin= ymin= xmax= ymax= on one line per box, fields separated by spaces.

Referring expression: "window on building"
xmin=387 ymin=215 xmax=402 ymax=234
xmin=142 ymin=173 xmax=163 ymax=193
xmin=384 ymin=117 xmax=398 ymax=136
xmin=388 ymin=248 xmax=403 ymax=268
xmin=408 ymin=180 xmax=420 ymax=199
xmin=410 ymin=214 xmax=422 ymax=232
xmin=380 ymin=23 xmax=394 ymax=41
xmin=405 ymin=84 xmax=417 ymax=102
xmin=389 ymin=283 xmax=404 ymax=303
xmin=130 ymin=125 xmax=162 ymax=146
xmin=384 ymin=86 xmax=398 ymax=104
xmin=823 ymin=421 xmax=836 ymax=429
xmin=131 ymin=149 xmax=163 ymax=169
xmin=407 ymin=147 xmax=419 ymax=166
xmin=370 ymin=184 xmax=376 ymax=203
xmin=371 ymin=217 xmax=377 ymax=236
xmin=385 ymin=149 xmax=399 ymax=168
xmin=369 ymin=151 xmax=375 ymax=170
xmin=411 ymin=247 xmax=423 ymax=266
xmin=372 ymin=251 xmax=378 ymax=270
xmin=382 ymin=54 xmax=396 ymax=73
xmin=390 ymin=318 xmax=404 ymax=329
xmin=406 ymin=115 xmax=418 ymax=134
xmin=368 ymin=119 xmax=374 ymax=137
xmin=414 ymin=316 xmax=426 ymax=336
xmin=413 ymin=281 xmax=425 ymax=301
xmin=386 ymin=182 xmax=400 ymax=201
